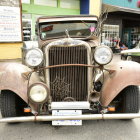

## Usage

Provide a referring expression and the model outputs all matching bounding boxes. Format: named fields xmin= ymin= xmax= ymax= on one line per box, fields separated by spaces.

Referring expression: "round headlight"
xmin=94 ymin=46 xmax=113 ymax=65
xmin=28 ymin=83 xmax=48 ymax=104
xmin=25 ymin=48 xmax=43 ymax=67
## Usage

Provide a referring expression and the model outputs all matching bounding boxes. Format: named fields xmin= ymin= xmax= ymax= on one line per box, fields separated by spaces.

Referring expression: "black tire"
xmin=120 ymin=86 xmax=139 ymax=113
xmin=0 ymin=90 xmax=26 ymax=118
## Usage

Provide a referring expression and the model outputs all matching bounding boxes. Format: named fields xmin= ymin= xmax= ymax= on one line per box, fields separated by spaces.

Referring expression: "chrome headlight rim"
xmin=25 ymin=48 xmax=43 ymax=67
xmin=94 ymin=46 xmax=113 ymax=65
xmin=28 ymin=83 xmax=49 ymax=104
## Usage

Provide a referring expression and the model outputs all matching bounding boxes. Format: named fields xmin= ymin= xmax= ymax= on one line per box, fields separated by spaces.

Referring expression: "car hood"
xmin=121 ymin=49 xmax=140 ymax=56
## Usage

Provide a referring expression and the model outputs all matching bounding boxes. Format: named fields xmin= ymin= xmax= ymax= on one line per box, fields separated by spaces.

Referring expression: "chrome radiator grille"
xmin=48 ymin=45 xmax=88 ymax=101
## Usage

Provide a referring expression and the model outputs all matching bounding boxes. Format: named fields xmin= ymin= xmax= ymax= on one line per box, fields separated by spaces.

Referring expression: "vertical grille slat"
xmin=49 ymin=45 xmax=88 ymax=101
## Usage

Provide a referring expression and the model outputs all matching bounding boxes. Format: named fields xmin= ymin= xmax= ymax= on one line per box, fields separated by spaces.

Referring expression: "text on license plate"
xmin=52 ymin=110 xmax=82 ymax=126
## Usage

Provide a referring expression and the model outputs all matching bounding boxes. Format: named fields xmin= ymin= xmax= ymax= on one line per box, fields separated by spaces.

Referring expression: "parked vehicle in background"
xmin=121 ymin=41 xmax=140 ymax=63
xmin=0 ymin=15 xmax=140 ymax=125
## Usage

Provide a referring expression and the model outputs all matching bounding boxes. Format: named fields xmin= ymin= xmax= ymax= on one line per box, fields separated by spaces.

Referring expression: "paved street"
xmin=0 ymin=117 xmax=140 ymax=140
xmin=0 ymin=54 xmax=140 ymax=140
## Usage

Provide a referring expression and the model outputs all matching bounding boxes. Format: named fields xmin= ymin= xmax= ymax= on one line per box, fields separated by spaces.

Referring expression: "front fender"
xmin=0 ymin=62 xmax=40 ymax=110
xmin=100 ymin=61 xmax=140 ymax=107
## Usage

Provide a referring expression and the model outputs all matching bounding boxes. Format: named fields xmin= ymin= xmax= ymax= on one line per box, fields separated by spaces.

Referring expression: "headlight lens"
xmin=25 ymin=49 xmax=43 ymax=67
xmin=28 ymin=83 xmax=48 ymax=103
xmin=94 ymin=46 xmax=113 ymax=65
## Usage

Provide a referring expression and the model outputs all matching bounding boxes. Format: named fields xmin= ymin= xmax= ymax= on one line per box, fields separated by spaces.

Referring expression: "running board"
xmin=0 ymin=114 xmax=140 ymax=123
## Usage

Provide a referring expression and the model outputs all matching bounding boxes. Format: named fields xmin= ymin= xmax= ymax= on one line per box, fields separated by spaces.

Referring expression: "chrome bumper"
xmin=0 ymin=114 xmax=140 ymax=123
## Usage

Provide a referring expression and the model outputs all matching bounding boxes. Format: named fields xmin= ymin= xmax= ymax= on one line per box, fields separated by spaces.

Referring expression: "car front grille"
xmin=45 ymin=41 xmax=91 ymax=101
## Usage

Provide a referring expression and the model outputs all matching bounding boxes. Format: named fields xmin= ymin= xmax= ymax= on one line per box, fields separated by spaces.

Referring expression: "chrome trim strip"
xmin=39 ymin=17 xmax=97 ymax=23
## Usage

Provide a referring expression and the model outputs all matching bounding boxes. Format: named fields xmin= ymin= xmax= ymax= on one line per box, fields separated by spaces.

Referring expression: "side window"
xmin=34 ymin=0 xmax=57 ymax=7
xmin=22 ymin=0 xmax=30 ymax=4
xmin=60 ymin=0 xmax=80 ymax=9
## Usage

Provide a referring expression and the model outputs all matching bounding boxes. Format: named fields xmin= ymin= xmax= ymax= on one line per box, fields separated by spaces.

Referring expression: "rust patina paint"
xmin=0 ymin=62 xmax=40 ymax=112
xmin=101 ymin=61 xmax=140 ymax=107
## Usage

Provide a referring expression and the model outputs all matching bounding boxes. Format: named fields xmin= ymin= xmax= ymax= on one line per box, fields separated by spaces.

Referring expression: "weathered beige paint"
xmin=0 ymin=62 xmax=40 ymax=112
xmin=0 ymin=43 xmax=22 ymax=59
xmin=90 ymin=0 xmax=102 ymax=17
xmin=100 ymin=61 xmax=140 ymax=107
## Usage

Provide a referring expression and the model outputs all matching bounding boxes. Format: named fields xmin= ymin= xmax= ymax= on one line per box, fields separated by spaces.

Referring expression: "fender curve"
xmin=0 ymin=62 xmax=41 ymax=112
xmin=100 ymin=61 xmax=140 ymax=107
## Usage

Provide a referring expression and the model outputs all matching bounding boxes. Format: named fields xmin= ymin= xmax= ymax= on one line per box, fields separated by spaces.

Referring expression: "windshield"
xmin=39 ymin=20 xmax=97 ymax=40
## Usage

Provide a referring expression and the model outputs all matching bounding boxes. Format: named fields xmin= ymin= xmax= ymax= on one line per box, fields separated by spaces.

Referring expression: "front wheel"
xmin=0 ymin=90 xmax=27 ymax=118
xmin=119 ymin=86 xmax=139 ymax=115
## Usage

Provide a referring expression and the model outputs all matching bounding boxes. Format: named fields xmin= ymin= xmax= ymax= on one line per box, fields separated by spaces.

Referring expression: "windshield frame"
xmin=38 ymin=17 xmax=98 ymax=41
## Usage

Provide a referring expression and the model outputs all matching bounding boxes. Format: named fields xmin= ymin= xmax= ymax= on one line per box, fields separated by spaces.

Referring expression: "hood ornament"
xmin=65 ymin=29 xmax=70 ymax=38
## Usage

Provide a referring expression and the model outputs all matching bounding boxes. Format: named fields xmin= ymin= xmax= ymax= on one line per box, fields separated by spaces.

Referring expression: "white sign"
xmin=0 ymin=6 xmax=22 ymax=42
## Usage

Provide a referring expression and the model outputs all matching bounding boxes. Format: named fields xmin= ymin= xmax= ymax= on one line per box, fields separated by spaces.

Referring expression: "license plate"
xmin=52 ymin=110 xmax=82 ymax=126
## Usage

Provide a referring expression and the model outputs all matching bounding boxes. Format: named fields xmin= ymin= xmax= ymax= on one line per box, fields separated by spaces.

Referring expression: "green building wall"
xmin=22 ymin=0 xmax=80 ymax=36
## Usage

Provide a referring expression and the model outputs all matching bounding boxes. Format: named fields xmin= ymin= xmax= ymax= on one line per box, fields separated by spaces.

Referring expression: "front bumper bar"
xmin=0 ymin=114 xmax=140 ymax=123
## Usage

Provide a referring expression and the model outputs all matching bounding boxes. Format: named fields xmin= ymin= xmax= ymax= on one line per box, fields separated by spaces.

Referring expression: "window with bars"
xmin=22 ymin=14 xmax=32 ymax=41
xmin=101 ymin=24 xmax=120 ymax=47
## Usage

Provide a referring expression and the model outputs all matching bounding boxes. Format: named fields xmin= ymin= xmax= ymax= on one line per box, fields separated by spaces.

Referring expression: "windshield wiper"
xmin=81 ymin=20 xmax=91 ymax=28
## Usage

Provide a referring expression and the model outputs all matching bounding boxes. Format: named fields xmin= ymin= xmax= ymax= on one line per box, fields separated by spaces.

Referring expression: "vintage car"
xmin=121 ymin=42 xmax=140 ymax=63
xmin=0 ymin=15 xmax=140 ymax=125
